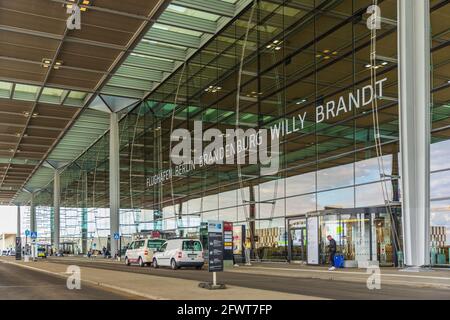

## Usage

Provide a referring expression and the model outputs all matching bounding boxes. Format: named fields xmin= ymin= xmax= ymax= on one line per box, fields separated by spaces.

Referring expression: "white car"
xmin=124 ymin=238 xmax=166 ymax=267
xmin=152 ymin=239 xmax=204 ymax=270
xmin=0 ymin=250 xmax=7 ymax=256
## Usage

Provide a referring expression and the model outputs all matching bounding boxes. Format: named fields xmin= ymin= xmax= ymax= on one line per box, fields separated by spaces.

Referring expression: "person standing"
xmin=244 ymin=238 xmax=252 ymax=266
xmin=327 ymin=235 xmax=337 ymax=271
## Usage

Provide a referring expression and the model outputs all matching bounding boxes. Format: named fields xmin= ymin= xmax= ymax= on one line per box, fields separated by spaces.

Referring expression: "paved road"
xmin=48 ymin=258 xmax=450 ymax=300
xmin=0 ymin=261 xmax=138 ymax=300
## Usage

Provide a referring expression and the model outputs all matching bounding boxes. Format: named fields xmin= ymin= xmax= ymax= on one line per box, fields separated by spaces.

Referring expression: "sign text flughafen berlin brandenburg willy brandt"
xmin=146 ymin=78 xmax=388 ymax=187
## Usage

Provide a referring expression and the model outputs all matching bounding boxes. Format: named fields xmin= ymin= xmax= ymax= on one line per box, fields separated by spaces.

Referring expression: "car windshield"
xmin=182 ymin=240 xmax=202 ymax=251
xmin=147 ymin=240 xmax=165 ymax=249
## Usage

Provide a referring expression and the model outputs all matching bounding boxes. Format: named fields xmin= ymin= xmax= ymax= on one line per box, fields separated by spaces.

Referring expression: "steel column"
xmin=398 ymin=0 xmax=431 ymax=268
xmin=17 ymin=205 xmax=21 ymax=238
xmin=109 ymin=112 xmax=120 ymax=257
xmin=30 ymin=193 xmax=36 ymax=233
xmin=53 ymin=170 xmax=60 ymax=252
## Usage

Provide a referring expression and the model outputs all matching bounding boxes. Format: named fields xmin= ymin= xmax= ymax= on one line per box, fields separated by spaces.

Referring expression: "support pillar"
xmin=398 ymin=0 xmax=431 ymax=268
xmin=53 ymin=170 xmax=60 ymax=253
xmin=16 ymin=206 xmax=22 ymax=260
xmin=17 ymin=205 xmax=21 ymax=238
xmin=81 ymin=171 xmax=88 ymax=254
xmin=109 ymin=112 xmax=120 ymax=257
xmin=30 ymin=192 xmax=36 ymax=233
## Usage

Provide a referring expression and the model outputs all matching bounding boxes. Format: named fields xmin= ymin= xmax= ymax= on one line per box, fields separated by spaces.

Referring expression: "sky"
xmin=0 ymin=206 xmax=16 ymax=234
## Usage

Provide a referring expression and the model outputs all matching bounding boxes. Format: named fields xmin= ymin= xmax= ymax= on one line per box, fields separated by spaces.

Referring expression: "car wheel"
xmin=152 ymin=258 xmax=159 ymax=268
xmin=138 ymin=257 xmax=144 ymax=267
xmin=171 ymin=259 xmax=178 ymax=270
xmin=125 ymin=257 xmax=130 ymax=266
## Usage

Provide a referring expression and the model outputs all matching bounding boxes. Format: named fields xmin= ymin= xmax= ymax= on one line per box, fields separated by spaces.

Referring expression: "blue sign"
xmin=30 ymin=231 xmax=37 ymax=239
xmin=25 ymin=230 xmax=30 ymax=237
xmin=114 ymin=233 xmax=120 ymax=240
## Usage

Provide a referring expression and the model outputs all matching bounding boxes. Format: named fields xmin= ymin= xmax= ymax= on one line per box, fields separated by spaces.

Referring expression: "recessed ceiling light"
xmin=365 ymin=64 xmax=372 ymax=68
xmin=296 ymin=99 xmax=307 ymax=105
xmin=54 ymin=61 xmax=63 ymax=70
xmin=32 ymin=113 xmax=39 ymax=118
xmin=23 ymin=111 xmax=30 ymax=117
xmin=205 ymin=85 xmax=222 ymax=93
xmin=382 ymin=61 xmax=388 ymax=66
xmin=42 ymin=58 xmax=52 ymax=68
xmin=15 ymin=133 xmax=21 ymax=137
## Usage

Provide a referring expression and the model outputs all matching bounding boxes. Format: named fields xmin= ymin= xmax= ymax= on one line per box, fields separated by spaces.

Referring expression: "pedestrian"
xmin=327 ymin=235 xmax=337 ymax=271
xmin=244 ymin=238 xmax=252 ymax=266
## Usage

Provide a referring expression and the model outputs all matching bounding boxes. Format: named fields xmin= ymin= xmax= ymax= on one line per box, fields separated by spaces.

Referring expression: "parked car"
xmin=8 ymin=249 xmax=16 ymax=256
xmin=124 ymin=238 xmax=166 ymax=267
xmin=152 ymin=239 xmax=204 ymax=270
xmin=0 ymin=250 xmax=8 ymax=256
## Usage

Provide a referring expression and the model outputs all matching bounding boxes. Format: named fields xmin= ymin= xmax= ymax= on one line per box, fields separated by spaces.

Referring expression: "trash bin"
xmin=334 ymin=254 xmax=344 ymax=268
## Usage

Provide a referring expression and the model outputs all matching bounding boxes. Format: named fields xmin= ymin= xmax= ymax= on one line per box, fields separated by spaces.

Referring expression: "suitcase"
xmin=334 ymin=254 xmax=345 ymax=268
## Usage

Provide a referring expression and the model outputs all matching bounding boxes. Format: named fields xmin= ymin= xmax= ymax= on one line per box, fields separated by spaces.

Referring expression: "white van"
xmin=152 ymin=239 xmax=204 ymax=270
xmin=124 ymin=238 xmax=166 ymax=267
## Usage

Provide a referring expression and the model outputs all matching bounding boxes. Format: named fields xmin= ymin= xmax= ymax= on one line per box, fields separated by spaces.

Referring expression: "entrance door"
xmin=287 ymin=218 xmax=307 ymax=262
xmin=290 ymin=227 xmax=307 ymax=261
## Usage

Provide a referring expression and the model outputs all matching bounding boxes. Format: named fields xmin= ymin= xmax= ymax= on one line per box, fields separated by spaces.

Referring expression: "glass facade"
xmin=26 ymin=0 xmax=450 ymax=265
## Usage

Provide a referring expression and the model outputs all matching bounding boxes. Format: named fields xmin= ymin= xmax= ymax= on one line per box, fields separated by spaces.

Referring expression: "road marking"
xmin=0 ymin=260 xmax=164 ymax=300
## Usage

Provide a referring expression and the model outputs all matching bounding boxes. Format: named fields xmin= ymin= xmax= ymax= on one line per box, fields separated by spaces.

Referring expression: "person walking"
xmin=244 ymin=238 xmax=252 ymax=266
xmin=327 ymin=235 xmax=337 ymax=271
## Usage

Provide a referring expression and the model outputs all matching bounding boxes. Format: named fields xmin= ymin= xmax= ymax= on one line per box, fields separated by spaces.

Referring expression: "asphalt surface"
xmin=0 ymin=261 xmax=139 ymax=300
xmin=48 ymin=258 xmax=450 ymax=300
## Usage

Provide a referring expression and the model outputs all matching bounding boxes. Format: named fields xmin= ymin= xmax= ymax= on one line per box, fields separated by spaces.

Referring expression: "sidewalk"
xmin=0 ymin=257 xmax=326 ymax=300
xmin=227 ymin=262 xmax=450 ymax=289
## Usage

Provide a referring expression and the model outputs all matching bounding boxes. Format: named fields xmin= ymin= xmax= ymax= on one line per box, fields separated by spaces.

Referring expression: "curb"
xmin=227 ymin=267 xmax=450 ymax=290
xmin=0 ymin=259 xmax=165 ymax=300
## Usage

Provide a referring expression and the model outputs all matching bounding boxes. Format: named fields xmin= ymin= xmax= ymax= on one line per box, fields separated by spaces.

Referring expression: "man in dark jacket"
xmin=327 ymin=235 xmax=337 ymax=271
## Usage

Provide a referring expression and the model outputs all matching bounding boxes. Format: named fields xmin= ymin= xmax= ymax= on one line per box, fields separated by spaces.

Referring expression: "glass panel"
xmin=13 ymin=84 xmax=40 ymax=101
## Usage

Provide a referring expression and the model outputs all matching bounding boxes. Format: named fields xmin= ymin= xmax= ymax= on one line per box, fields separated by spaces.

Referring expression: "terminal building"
xmin=0 ymin=0 xmax=449 ymax=268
